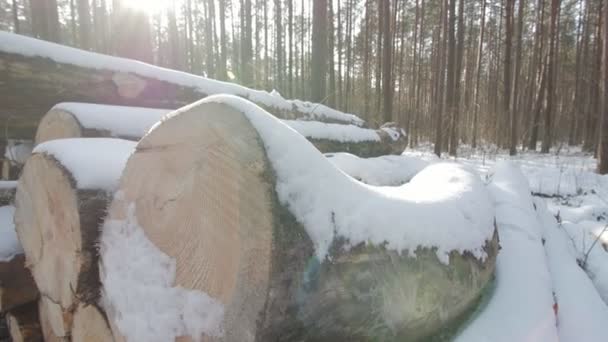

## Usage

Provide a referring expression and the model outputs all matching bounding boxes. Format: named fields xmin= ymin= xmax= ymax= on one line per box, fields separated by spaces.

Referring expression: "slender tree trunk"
xmin=541 ymin=0 xmax=559 ymax=153
xmin=275 ymin=0 xmax=284 ymax=92
xmin=241 ymin=0 xmax=253 ymax=85
xmin=449 ymin=0 xmax=465 ymax=155
xmin=363 ymin=0 xmax=370 ymax=118
xmin=375 ymin=0 xmax=383 ymax=118
xmin=382 ymin=0 xmax=393 ymax=123
xmin=472 ymin=1 xmax=486 ymax=148
xmin=12 ymin=0 xmax=20 ymax=33
xmin=444 ymin=0 xmax=456 ymax=155
xmin=599 ymin=0 xmax=608 ymax=173
xmin=434 ymin=0 xmax=448 ymax=156
xmin=218 ymin=0 xmax=228 ymax=80
xmin=328 ymin=0 xmax=336 ymax=107
xmin=511 ymin=0 xmax=525 ymax=154
xmin=311 ymin=0 xmax=328 ymax=102
xmin=288 ymin=0 xmax=294 ymax=97
xmin=505 ymin=0 xmax=515 ymax=155
xmin=77 ymin=0 xmax=92 ymax=49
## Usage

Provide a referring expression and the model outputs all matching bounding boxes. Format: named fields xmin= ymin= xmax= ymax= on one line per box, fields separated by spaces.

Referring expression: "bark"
xmin=511 ymin=0 xmax=525 ymax=154
xmin=449 ymin=0 xmax=465 ymax=156
xmin=505 ymin=0 xmax=515 ymax=155
xmin=103 ymin=100 xmax=498 ymax=342
xmin=241 ymin=0 xmax=253 ymax=85
xmin=328 ymin=0 xmax=336 ymax=107
xmin=275 ymin=0 xmax=284 ymax=91
xmin=12 ymin=0 xmax=19 ymax=33
xmin=218 ymin=0 xmax=227 ymax=80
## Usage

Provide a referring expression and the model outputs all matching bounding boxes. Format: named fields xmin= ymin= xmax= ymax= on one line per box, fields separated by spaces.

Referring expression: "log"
xmin=14 ymin=138 xmax=135 ymax=337
xmin=100 ymin=96 xmax=498 ymax=342
xmin=35 ymin=102 xmax=405 ymax=157
xmin=0 ymin=255 xmax=38 ymax=313
xmin=0 ymin=31 xmax=364 ymax=140
xmin=71 ymin=303 xmax=114 ymax=342
xmin=38 ymin=298 xmax=67 ymax=342
xmin=5 ymin=302 xmax=43 ymax=342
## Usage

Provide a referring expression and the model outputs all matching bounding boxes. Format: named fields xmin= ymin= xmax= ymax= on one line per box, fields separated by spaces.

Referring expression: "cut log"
xmin=38 ymin=298 xmax=67 ymax=342
xmin=0 ymin=31 xmax=364 ymax=140
xmin=6 ymin=302 xmax=42 ymax=342
xmin=35 ymin=102 xmax=405 ymax=157
xmin=0 ymin=255 xmax=38 ymax=313
xmin=100 ymin=96 xmax=498 ymax=342
xmin=14 ymin=138 xmax=135 ymax=337
xmin=71 ymin=303 xmax=114 ymax=342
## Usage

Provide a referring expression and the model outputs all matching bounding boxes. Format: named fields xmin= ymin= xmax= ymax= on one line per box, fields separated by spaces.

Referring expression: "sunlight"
xmin=121 ymin=0 xmax=170 ymax=15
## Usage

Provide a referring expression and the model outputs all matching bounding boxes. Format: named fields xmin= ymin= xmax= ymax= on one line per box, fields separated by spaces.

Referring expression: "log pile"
xmin=34 ymin=102 xmax=405 ymax=157
xmin=7 ymin=96 xmax=499 ymax=341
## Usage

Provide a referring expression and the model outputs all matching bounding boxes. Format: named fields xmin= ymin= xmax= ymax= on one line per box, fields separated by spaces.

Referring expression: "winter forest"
xmin=1 ymin=0 xmax=607 ymax=163
xmin=3 ymin=0 xmax=608 ymax=341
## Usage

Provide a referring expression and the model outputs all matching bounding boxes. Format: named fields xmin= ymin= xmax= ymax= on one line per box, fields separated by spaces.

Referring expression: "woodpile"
xmin=5 ymin=95 xmax=499 ymax=341
xmin=34 ymin=102 xmax=405 ymax=157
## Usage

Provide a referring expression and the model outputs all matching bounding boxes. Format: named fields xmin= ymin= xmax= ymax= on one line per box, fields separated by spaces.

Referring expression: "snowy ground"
xmin=400 ymin=144 xmax=608 ymax=341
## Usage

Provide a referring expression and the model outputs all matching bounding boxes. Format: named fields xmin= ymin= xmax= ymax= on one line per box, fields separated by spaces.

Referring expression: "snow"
xmin=1 ymin=31 xmax=364 ymax=126
xmin=162 ymin=95 xmax=496 ymax=262
xmin=283 ymin=120 xmax=381 ymax=142
xmin=33 ymin=138 xmax=136 ymax=190
xmin=535 ymin=198 xmax=608 ymax=342
xmin=100 ymin=199 xmax=224 ymax=342
xmin=0 ymin=206 xmax=21 ymax=262
xmin=325 ymin=153 xmax=429 ymax=186
xmin=455 ymin=162 xmax=558 ymax=342
xmin=52 ymin=102 xmax=170 ymax=139
xmin=0 ymin=181 xmax=17 ymax=189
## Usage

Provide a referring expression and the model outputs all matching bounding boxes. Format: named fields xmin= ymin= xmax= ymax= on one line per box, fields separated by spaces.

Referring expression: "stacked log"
xmin=35 ymin=102 xmax=405 ymax=157
xmin=14 ymin=138 xmax=134 ymax=341
xmin=0 ymin=31 xmax=363 ymax=141
xmin=99 ymin=96 xmax=498 ymax=341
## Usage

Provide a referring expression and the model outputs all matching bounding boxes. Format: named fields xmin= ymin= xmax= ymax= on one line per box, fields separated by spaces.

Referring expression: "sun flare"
xmin=121 ymin=0 xmax=171 ymax=15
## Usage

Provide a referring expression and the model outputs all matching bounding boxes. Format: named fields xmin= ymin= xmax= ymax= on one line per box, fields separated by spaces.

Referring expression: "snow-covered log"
xmin=71 ymin=303 xmax=114 ymax=342
xmin=100 ymin=96 xmax=498 ymax=342
xmin=35 ymin=102 xmax=405 ymax=156
xmin=5 ymin=302 xmax=42 ymax=342
xmin=0 ymin=31 xmax=364 ymax=140
xmin=14 ymin=138 xmax=135 ymax=338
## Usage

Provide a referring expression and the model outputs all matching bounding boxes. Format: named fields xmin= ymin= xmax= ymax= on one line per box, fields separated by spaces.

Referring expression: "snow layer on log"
xmin=32 ymin=138 xmax=135 ymax=190
xmin=535 ymin=198 xmax=608 ymax=342
xmin=100 ymin=199 xmax=224 ymax=342
xmin=0 ymin=206 xmax=21 ymax=262
xmin=159 ymin=95 xmax=495 ymax=262
xmin=283 ymin=120 xmax=381 ymax=142
xmin=51 ymin=103 xmax=170 ymax=139
xmin=455 ymin=162 xmax=558 ymax=342
xmin=325 ymin=152 xmax=429 ymax=185
xmin=0 ymin=31 xmax=363 ymax=126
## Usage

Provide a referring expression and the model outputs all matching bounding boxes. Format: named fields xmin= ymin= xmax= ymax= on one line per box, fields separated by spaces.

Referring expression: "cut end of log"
xmin=38 ymin=296 xmax=71 ymax=339
xmin=35 ymin=109 xmax=83 ymax=145
xmin=71 ymin=303 xmax=114 ymax=342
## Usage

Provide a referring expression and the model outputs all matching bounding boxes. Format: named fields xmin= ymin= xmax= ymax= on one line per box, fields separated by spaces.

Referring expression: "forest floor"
xmin=401 ymin=144 xmax=608 ymax=340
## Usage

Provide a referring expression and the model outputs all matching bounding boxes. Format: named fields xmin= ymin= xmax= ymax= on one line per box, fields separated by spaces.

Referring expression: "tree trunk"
xmin=100 ymin=99 xmax=498 ymax=342
xmin=311 ymin=0 xmax=328 ymax=103
xmin=541 ymin=0 xmax=559 ymax=153
xmin=111 ymin=4 xmax=152 ymax=63
xmin=11 ymin=0 xmax=19 ymax=33
xmin=449 ymin=0 xmax=465 ymax=156
xmin=218 ymin=0 xmax=227 ymax=80
xmin=30 ymin=0 xmax=61 ymax=42
xmin=382 ymin=0 xmax=393 ymax=123
xmin=6 ymin=302 xmax=42 ymax=342
xmin=505 ymin=0 xmax=515 ymax=155
xmin=275 ymin=0 xmax=284 ymax=92
xmin=472 ymin=0 xmax=486 ymax=149
xmin=77 ymin=0 xmax=92 ymax=50
xmin=241 ymin=0 xmax=253 ymax=85
xmin=434 ymin=0 xmax=448 ymax=157
xmin=14 ymin=139 xmax=135 ymax=338
xmin=0 ymin=255 xmax=39 ymax=313
xmin=328 ymin=0 xmax=336 ymax=108
xmin=599 ymin=0 xmax=608 ymax=174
